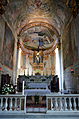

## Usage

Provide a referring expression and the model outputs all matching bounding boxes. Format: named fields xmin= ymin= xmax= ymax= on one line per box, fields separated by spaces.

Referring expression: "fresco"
xmin=63 ymin=28 xmax=72 ymax=69
xmin=2 ymin=24 xmax=15 ymax=69
xmin=3 ymin=0 xmax=69 ymax=36
xmin=63 ymin=20 xmax=79 ymax=69
xmin=0 ymin=17 xmax=5 ymax=62
xmin=20 ymin=26 xmax=55 ymax=50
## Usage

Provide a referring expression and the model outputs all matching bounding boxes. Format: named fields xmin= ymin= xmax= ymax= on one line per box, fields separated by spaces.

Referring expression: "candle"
xmin=22 ymin=81 xmax=24 ymax=95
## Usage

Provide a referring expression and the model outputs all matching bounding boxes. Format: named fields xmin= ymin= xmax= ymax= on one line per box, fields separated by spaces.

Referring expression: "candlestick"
xmin=22 ymin=81 xmax=24 ymax=95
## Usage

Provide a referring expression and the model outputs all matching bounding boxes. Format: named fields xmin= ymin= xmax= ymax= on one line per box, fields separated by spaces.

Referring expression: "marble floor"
xmin=0 ymin=112 xmax=79 ymax=119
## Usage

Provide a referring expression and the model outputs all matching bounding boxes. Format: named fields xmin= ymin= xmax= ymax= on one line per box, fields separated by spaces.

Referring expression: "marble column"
xmin=55 ymin=45 xmax=61 ymax=91
xmin=59 ymin=39 xmax=64 ymax=91
xmin=12 ymin=37 xmax=19 ymax=85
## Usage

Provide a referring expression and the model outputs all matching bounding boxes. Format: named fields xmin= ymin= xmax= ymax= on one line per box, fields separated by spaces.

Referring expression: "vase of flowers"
xmin=2 ymin=84 xmax=15 ymax=94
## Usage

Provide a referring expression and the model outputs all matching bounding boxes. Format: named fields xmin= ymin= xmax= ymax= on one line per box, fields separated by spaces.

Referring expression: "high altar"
xmin=17 ymin=74 xmax=59 ymax=112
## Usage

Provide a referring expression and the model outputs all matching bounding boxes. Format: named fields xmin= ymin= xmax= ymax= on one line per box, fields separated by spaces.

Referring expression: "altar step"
xmin=0 ymin=112 xmax=79 ymax=119
xmin=26 ymin=107 xmax=46 ymax=113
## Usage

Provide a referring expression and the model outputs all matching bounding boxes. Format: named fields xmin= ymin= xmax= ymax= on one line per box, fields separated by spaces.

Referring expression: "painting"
xmin=21 ymin=26 xmax=54 ymax=51
xmin=0 ymin=17 xmax=5 ymax=62
xmin=2 ymin=23 xmax=15 ymax=69
xmin=63 ymin=18 xmax=79 ymax=70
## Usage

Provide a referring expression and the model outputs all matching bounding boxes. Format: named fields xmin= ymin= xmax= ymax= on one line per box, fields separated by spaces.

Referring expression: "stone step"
xmin=0 ymin=112 xmax=79 ymax=119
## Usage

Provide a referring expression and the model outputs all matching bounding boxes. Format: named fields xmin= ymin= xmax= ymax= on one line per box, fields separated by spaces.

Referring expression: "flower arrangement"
xmin=2 ymin=84 xmax=15 ymax=94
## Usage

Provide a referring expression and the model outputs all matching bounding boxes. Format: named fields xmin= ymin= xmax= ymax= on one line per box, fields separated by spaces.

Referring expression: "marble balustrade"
xmin=0 ymin=94 xmax=79 ymax=113
xmin=46 ymin=94 xmax=79 ymax=112
xmin=0 ymin=95 xmax=26 ymax=113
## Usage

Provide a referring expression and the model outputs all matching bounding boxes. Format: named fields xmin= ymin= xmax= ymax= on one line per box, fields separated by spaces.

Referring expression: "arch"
xmin=18 ymin=21 xmax=60 ymax=38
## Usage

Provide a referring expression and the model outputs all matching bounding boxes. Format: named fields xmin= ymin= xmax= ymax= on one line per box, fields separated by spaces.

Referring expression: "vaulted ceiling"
xmin=2 ymin=0 xmax=71 ymax=52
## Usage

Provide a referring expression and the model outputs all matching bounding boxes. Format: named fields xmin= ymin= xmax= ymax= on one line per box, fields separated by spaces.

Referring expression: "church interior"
xmin=0 ymin=0 xmax=79 ymax=115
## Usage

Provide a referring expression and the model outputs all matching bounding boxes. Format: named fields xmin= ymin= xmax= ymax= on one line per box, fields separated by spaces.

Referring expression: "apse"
xmin=1 ymin=0 xmax=79 ymax=93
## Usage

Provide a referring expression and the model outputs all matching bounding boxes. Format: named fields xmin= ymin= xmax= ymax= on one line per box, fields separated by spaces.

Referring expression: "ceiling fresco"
xmin=2 ymin=0 xmax=71 ymax=53
xmin=3 ymin=0 xmax=70 ymax=34
xmin=20 ymin=26 xmax=55 ymax=50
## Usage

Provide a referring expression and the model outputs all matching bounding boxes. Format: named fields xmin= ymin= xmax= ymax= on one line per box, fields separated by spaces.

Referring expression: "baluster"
xmin=57 ymin=98 xmax=60 ymax=111
xmin=13 ymin=98 xmax=15 ymax=111
xmin=51 ymin=98 xmax=53 ymax=110
xmin=10 ymin=98 xmax=13 ymax=111
xmin=64 ymin=97 xmax=68 ymax=111
xmin=0 ymin=98 xmax=3 ymax=111
xmin=5 ymin=98 xmax=8 ymax=111
xmin=69 ymin=97 xmax=72 ymax=111
xmin=60 ymin=97 xmax=63 ymax=111
xmin=73 ymin=97 xmax=77 ymax=111
xmin=17 ymin=98 xmax=20 ymax=111
xmin=78 ymin=97 xmax=79 ymax=110
xmin=55 ymin=97 xmax=58 ymax=111
xmin=19 ymin=98 xmax=21 ymax=111
xmin=50 ymin=98 xmax=52 ymax=110
xmin=15 ymin=98 xmax=17 ymax=111
xmin=52 ymin=98 xmax=54 ymax=111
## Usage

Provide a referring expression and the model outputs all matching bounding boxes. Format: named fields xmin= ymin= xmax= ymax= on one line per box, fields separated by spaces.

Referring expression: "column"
xmin=59 ymin=38 xmax=64 ymax=91
xmin=55 ymin=46 xmax=61 ymax=91
xmin=17 ymin=48 xmax=21 ymax=76
xmin=18 ymin=47 xmax=21 ymax=69
xmin=12 ymin=36 xmax=18 ymax=85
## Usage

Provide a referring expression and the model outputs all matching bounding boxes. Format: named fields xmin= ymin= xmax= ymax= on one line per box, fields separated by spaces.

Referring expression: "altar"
xmin=24 ymin=83 xmax=51 ymax=96
xmin=17 ymin=75 xmax=52 ymax=92
xmin=17 ymin=74 xmax=59 ymax=112
xmin=25 ymin=83 xmax=48 ymax=113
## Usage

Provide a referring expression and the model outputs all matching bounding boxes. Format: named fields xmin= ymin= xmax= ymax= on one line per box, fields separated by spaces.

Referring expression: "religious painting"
xmin=63 ymin=24 xmax=75 ymax=69
xmin=64 ymin=19 xmax=79 ymax=70
xmin=21 ymin=26 xmax=54 ymax=51
xmin=0 ymin=17 xmax=5 ymax=61
xmin=2 ymin=23 xmax=15 ymax=69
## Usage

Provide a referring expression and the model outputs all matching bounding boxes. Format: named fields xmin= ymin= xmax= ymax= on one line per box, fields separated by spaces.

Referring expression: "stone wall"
xmin=62 ymin=15 xmax=79 ymax=93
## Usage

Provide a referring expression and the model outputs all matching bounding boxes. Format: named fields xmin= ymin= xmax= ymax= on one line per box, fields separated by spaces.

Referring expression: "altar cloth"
xmin=24 ymin=89 xmax=51 ymax=96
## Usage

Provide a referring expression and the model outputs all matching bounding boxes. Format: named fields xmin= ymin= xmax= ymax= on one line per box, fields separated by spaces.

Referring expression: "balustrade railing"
xmin=0 ymin=95 xmax=26 ymax=113
xmin=0 ymin=94 xmax=79 ymax=113
xmin=46 ymin=94 xmax=79 ymax=112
